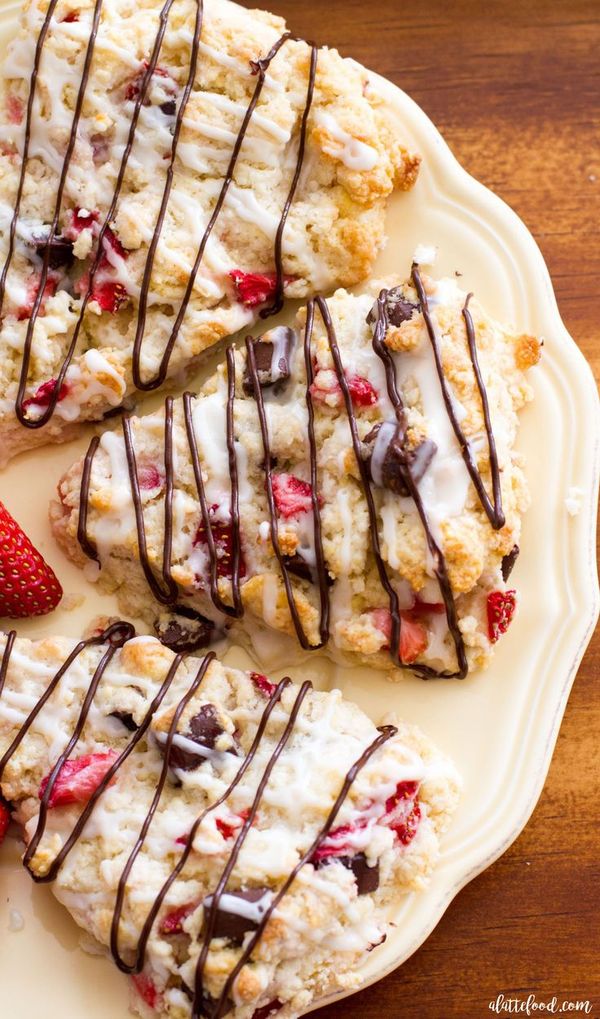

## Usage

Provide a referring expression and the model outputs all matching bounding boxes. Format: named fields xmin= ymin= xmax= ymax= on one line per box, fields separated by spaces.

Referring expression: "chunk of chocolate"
xmin=109 ymin=710 xmax=138 ymax=732
xmin=243 ymin=326 xmax=296 ymax=395
xmin=206 ymin=887 xmax=271 ymax=943
xmin=501 ymin=544 xmax=520 ymax=582
xmin=363 ymin=421 xmax=436 ymax=496
xmin=160 ymin=99 xmax=176 ymax=116
xmin=166 ymin=703 xmax=236 ymax=771
xmin=154 ymin=604 xmax=215 ymax=653
xmin=32 ymin=234 xmax=74 ymax=269
xmin=367 ymin=286 xmax=419 ymax=329
xmin=316 ymin=852 xmax=379 ymax=895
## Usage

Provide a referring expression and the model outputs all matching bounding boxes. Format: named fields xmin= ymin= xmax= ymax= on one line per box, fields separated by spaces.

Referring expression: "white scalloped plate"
xmin=1 ymin=4 xmax=599 ymax=1017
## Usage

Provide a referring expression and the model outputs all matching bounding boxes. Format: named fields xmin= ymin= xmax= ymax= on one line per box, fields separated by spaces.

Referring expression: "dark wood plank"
xmin=244 ymin=0 xmax=600 ymax=1013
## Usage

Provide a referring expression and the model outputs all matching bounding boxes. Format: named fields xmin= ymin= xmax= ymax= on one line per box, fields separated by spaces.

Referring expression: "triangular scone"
xmin=53 ymin=267 xmax=541 ymax=679
xmin=0 ymin=0 xmax=419 ymax=465
xmin=0 ymin=624 xmax=460 ymax=1019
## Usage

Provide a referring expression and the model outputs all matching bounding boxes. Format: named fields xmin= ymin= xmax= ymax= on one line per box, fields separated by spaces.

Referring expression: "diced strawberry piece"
xmin=175 ymin=831 xmax=189 ymax=847
xmin=411 ymin=598 xmax=446 ymax=616
xmin=487 ymin=589 xmax=516 ymax=643
xmin=370 ymin=608 xmax=428 ymax=664
xmin=249 ymin=672 xmax=277 ymax=698
xmin=346 ymin=374 xmax=378 ymax=407
xmin=310 ymin=369 xmax=378 ymax=410
xmin=101 ymin=225 xmax=128 ymax=262
xmin=6 ymin=93 xmax=23 ymax=125
xmin=312 ymin=817 xmax=369 ymax=863
xmin=22 ymin=377 xmax=70 ymax=413
xmin=229 ymin=270 xmax=295 ymax=308
xmin=137 ymin=464 xmax=163 ymax=491
xmin=61 ymin=10 xmax=79 ymax=21
xmin=0 ymin=797 xmax=10 ymax=844
xmin=64 ymin=207 xmax=99 ymax=240
xmin=215 ymin=809 xmax=250 ymax=841
xmin=0 ymin=142 xmax=17 ymax=158
xmin=159 ymin=901 xmax=197 ymax=935
xmin=0 ymin=501 xmax=63 ymax=618
xmin=383 ymin=780 xmax=421 ymax=846
xmin=39 ymin=751 xmax=119 ymax=807
xmin=125 ymin=61 xmax=171 ymax=101
xmin=271 ymin=473 xmax=317 ymax=519
xmin=89 ymin=279 xmax=129 ymax=313
xmin=132 ymin=973 xmax=161 ymax=1010
xmin=193 ymin=505 xmax=246 ymax=580
xmin=16 ymin=272 xmax=58 ymax=320
xmin=252 ymin=1002 xmax=283 ymax=1019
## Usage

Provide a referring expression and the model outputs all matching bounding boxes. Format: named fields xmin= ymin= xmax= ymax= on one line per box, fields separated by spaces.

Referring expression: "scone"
xmin=0 ymin=0 xmax=419 ymax=466
xmin=52 ymin=265 xmax=541 ymax=678
xmin=0 ymin=622 xmax=461 ymax=1019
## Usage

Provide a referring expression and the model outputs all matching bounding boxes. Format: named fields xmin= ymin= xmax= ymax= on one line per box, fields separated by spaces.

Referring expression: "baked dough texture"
xmin=0 ymin=627 xmax=460 ymax=1018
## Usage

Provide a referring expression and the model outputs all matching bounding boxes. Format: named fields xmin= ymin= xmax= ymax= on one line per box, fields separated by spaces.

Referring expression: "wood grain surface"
xmin=250 ymin=1 xmax=600 ymax=1016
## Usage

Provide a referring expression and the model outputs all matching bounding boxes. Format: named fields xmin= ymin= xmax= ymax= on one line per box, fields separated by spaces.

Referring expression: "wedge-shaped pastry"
xmin=0 ymin=0 xmax=419 ymax=466
xmin=53 ymin=266 xmax=541 ymax=678
xmin=0 ymin=623 xmax=460 ymax=1019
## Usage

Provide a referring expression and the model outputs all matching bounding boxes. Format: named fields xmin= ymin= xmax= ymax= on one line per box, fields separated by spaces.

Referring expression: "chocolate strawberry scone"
xmin=0 ymin=0 xmax=419 ymax=466
xmin=0 ymin=623 xmax=460 ymax=1019
xmin=52 ymin=263 xmax=541 ymax=678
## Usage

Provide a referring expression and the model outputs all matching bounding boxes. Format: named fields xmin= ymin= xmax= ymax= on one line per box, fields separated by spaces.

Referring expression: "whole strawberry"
xmin=0 ymin=501 xmax=62 ymax=618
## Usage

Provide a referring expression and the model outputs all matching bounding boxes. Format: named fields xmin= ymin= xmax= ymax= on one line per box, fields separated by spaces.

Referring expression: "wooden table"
xmin=258 ymin=1 xmax=600 ymax=1015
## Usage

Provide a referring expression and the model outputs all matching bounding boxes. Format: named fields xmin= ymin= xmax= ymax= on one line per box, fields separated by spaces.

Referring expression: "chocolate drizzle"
xmin=3 ymin=6 xmax=319 ymax=421
xmin=0 ymin=626 xmax=397 ymax=1018
xmin=411 ymin=268 xmax=505 ymax=529
xmin=77 ymin=268 xmax=509 ymax=678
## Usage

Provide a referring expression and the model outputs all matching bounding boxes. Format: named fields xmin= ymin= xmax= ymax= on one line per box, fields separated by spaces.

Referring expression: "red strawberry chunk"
xmin=346 ymin=374 xmax=378 ymax=407
xmin=271 ymin=473 xmax=317 ymax=519
xmin=101 ymin=225 xmax=128 ymax=263
xmin=215 ymin=808 xmax=250 ymax=841
xmin=312 ymin=817 xmax=369 ymax=863
xmin=39 ymin=751 xmax=119 ymax=807
xmin=0 ymin=501 xmax=63 ymax=618
xmin=17 ymin=272 xmax=58 ymax=320
xmin=230 ymin=270 xmax=277 ymax=308
xmin=249 ymin=671 xmax=277 ymax=698
xmin=370 ymin=608 xmax=428 ymax=664
xmin=0 ymin=797 xmax=10 ymax=844
xmin=159 ymin=901 xmax=197 ymax=935
xmin=64 ymin=207 xmax=99 ymax=240
xmin=487 ymin=589 xmax=516 ymax=643
xmin=383 ymin=780 xmax=421 ymax=846
xmin=310 ymin=369 xmax=378 ymax=410
xmin=252 ymin=1003 xmax=283 ymax=1019
xmin=22 ymin=378 xmax=70 ymax=413
xmin=137 ymin=464 xmax=163 ymax=491
xmin=132 ymin=973 xmax=161 ymax=1010
xmin=6 ymin=93 xmax=23 ymax=125
xmin=61 ymin=10 xmax=79 ymax=21
xmin=193 ymin=506 xmax=246 ymax=580
xmin=90 ymin=279 xmax=128 ymax=313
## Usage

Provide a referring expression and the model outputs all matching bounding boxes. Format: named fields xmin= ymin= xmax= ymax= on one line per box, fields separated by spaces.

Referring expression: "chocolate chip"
xmin=32 ymin=234 xmax=74 ymax=269
xmin=166 ymin=703 xmax=227 ymax=770
xmin=367 ymin=286 xmax=419 ymax=329
xmin=207 ymin=888 xmax=270 ymax=943
xmin=316 ymin=853 xmax=379 ymax=895
xmin=243 ymin=327 xmax=296 ymax=395
xmin=154 ymin=605 xmax=215 ymax=653
xmin=109 ymin=710 xmax=138 ymax=732
xmin=501 ymin=544 xmax=520 ymax=582
xmin=282 ymin=553 xmax=334 ymax=587
xmin=363 ymin=422 xmax=436 ymax=496
xmin=160 ymin=99 xmax=176 ymax=115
